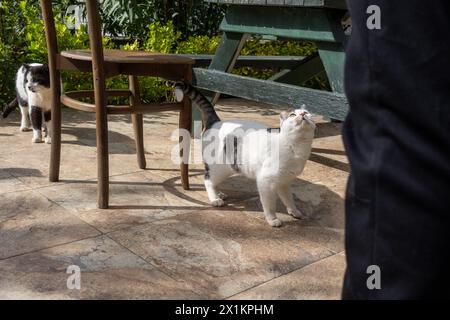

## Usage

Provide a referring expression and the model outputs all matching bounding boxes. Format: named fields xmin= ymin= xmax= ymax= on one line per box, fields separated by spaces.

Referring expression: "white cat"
xmin=2 ymin=63 xmax=52 ymax=144
xmin=174 ymin=82 xmax=315 ymax=227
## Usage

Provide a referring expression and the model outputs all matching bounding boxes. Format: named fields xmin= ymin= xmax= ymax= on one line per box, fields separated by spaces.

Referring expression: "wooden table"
xmin=192 ymin=0 xmax=349 ymax=125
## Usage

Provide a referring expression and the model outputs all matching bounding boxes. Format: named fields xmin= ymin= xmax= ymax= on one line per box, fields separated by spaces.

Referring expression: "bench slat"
xmin=204 ymin=0 xmax=347 ymax=9
xmin=179 ymin=54 xmax=305 ymax=68
xmin=220 ymin=6 xmax=343 ymax=43
xmin=193 ymin=68 xmax=348 ymax=120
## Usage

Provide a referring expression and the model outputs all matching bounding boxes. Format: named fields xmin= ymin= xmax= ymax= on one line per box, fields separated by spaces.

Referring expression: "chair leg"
xmin=129 ymin=75 xmax=146 ymax=169
xmin=96 ymin=110 xmax=109 ymax=209
xmin=179 ymin=108 xmax=191 ymax=190
xmin=94 ymin=82 xmax=109 ymax=209
xmin=85 ymin=0 xmax=109 ymax=209
xmin=49 ymin=73 xmax=61 ymax=182
xmin=179 ymin=67 xmax=192 ymax=190
xmin=132 ymin=113 xmax=146 ymax=169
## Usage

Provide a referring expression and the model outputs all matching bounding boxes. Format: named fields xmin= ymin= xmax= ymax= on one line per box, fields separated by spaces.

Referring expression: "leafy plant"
xmin=1 ymin=1 xmax=329 ymax=109
xmin=176 ymin=34 xmax=329 ymax=90
xmin=99 ymin=0 xmax=225 ymax=39
xmin=177 ymin=35 xmax=220 ymax=54
xmin=142 ymin=20 xmax=180 ymax=53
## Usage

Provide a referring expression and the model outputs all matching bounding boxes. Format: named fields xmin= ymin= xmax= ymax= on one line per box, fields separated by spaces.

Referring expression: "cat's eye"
xmin=289 ymin=113 xmax=296 ymax=117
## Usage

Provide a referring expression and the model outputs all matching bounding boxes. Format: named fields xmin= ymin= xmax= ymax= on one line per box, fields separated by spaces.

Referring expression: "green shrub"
xmin=118 ymin=21 xmax=181 ymax=102
xmin=177 ymin=35 xmax=221 ymax=54
xmin=0 ymin=0 xmax=32 ymax=106
xmin=1 ymin=1 xmax=329 ymax=109
xmin=176 ymin=35 xmax=330 ymax=90
xmin=142 ymin=20 xmax=181 ymax=54
xmin=99 ymin=0 xmax=225 ymax=39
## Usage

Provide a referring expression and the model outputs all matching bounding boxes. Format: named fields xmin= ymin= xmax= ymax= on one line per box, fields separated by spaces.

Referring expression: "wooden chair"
xmin=39 ymin=0 xmax=193 ymax=208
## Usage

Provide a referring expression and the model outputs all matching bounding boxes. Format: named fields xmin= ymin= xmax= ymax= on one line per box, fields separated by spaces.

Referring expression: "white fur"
xmin=202 ymin=108 xmax=315 ymax=227
xmin=16 ymin=64 xmax=52 ymax=143
xmin=174 ymin=87 xmax=184 ymax=102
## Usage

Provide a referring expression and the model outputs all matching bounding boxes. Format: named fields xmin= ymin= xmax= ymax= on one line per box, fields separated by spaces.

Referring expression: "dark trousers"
xmin=343 ymin=0 xmax=450 ymax=299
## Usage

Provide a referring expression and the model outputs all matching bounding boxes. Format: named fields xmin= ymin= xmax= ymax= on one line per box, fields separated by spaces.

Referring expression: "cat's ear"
xmin=279 ymin=111 xmax=289 ymax=126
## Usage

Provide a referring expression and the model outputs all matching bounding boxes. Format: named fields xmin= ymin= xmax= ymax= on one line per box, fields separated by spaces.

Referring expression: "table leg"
xmin=317 ymin=42 xmax=346 ymax=122
xmin=317 ymin=42 xmax=346 ymax=94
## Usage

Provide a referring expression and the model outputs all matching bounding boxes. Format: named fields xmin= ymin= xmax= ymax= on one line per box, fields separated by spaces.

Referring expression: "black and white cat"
xmin=174 ymin=82 xmax=316 ymax=227
xmin=2 ymin=63 xmax=52 ymax=144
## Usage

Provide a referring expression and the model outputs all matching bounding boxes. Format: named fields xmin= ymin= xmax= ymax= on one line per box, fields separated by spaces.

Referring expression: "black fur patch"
xmin=231 ymin=137 xmax=241 ymax=172
xmin=223 ymin=135 xmax=240 ymax=172
xmin=44 ymin=110 xmax=51 ymax=122
xmin=30 ymin=106 xmax=42 ymax=130
xmin=204 ymin=163 xmax=210 ymax=180
xmin=231 ymin=136 xmax=240 ymax=173
xmin=28 ymin=64 xmax=50 ymax=88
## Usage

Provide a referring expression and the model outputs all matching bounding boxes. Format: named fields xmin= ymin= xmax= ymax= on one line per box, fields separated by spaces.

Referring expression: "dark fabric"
xmin=343 ymin=0 xmax=450 ymax=299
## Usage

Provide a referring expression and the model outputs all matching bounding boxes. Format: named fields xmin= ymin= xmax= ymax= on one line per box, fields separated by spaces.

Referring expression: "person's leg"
xmin=343 ymin=0 xmax=450 ymax=299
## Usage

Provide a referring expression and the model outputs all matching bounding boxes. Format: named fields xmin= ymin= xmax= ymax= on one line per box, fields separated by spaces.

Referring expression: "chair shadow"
xmin=61 ymin=127 xmax=137 ymax=154
xmin=314 ymin=121 xmax=342 ymax=138
xmin=311 ymin=147 xmax=346 ymax=156
xmin=309 ymin=153 xmax=349 ymax=173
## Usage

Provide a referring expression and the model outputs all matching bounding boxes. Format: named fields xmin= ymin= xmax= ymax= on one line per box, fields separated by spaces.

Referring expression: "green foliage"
xmin=19 ymin=0 xmax=90 ymax=61
xmin=99 ymin=0 xmax=154 ymax=39
xmin=99 ymin=0 xmax=225 ymax=39
xmin=176 ymin=35 xmax=329 ymax=90
xmin=239 ymin=37 xmax=330 ymax=90
xmin=142 ymin=20 xmax=180 ymax=53
xmin=1 ymin=0 xmax=29 ymax=105
xmin=1 ymin=1 xmax=329 ymax=109
xmin=177 ymin=35 xmax=220 ymax=54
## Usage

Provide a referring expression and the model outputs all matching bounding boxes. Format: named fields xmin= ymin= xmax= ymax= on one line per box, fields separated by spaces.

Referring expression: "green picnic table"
xmin=192 ymin=0 xmax=349 ymax=126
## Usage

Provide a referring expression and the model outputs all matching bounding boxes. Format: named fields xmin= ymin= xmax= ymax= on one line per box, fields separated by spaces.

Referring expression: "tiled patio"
xmin=0 ymin=99 xmax=347 ymax=299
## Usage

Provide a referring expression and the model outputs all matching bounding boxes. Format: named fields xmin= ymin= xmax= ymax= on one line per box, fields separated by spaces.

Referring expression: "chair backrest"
xmin=40 ymin=0 xmax=107 ymax=109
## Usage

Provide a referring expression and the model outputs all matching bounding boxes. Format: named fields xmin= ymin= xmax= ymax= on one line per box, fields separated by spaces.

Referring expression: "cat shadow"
xmin=109 ymin=172 xmax=344 ymax=230
xmin=0 ymin=115 xmax=20 ymax=128
xmin=0 ymin=167 xmax=43 ymax=178
xmin=218 ymin=176 xmax=345 ymax=230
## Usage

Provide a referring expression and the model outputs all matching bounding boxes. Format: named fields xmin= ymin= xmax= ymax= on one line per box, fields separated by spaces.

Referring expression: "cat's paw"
xmin=218 ymin=192 xmax=228 ymax=200
xmin=45 ymin=136 xmax=51 ymax=144
xmin=288 ymin=208 xmax=308 ymax=219
xmin=211 ymin=198 xmax=225 ymax=207
xmin=31 ymin=136 xmax=43 ymax=143
xmin=267 ymin=218 xmax=282 ymax=228
xmin=20 ymin=126 xmax=31 ymax=132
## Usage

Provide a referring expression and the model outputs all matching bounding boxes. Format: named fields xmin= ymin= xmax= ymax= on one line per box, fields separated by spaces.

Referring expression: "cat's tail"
xmin=173 ymin=81 xmax=220 ymax=129
xmin=2 ymin=97 xmax=17 ymax=119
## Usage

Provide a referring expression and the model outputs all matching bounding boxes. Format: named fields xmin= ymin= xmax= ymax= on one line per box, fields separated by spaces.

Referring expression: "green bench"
xmin=192 ymin=0 xmax=349 ymax=126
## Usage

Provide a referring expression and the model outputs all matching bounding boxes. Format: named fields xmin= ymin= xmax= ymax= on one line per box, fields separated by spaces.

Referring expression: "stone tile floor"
xmin=0 ymin=98 xmax=348 ymax=299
